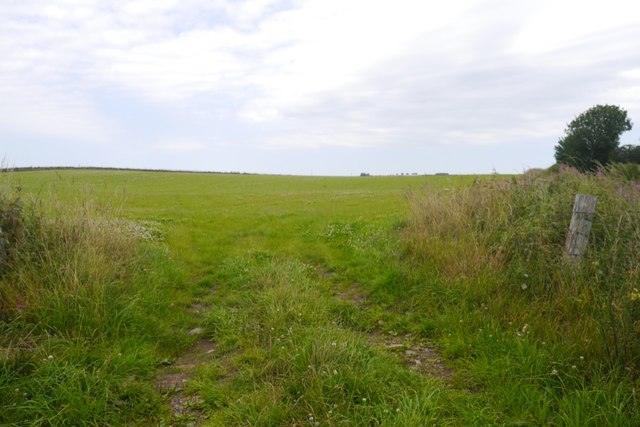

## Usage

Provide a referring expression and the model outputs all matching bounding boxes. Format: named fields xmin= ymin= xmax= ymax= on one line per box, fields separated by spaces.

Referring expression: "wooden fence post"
xmin=565 ymin=194 xmax=597 ymax=261
xmin=0 ymin=226 xmax=5 ymax=267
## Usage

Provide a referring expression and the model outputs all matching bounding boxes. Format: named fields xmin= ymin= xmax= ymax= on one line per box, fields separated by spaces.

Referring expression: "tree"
xmin=612 ymin=144 xmax=640 ymax=164
xmin=554 ymin=105 xmax=633 ymax=171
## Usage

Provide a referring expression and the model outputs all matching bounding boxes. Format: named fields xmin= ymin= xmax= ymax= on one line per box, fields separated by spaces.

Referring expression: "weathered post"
xmin=0 ymin=226 xmax=5 ymax=267
xmin=565 ymin=194 xmax=597 ymax=261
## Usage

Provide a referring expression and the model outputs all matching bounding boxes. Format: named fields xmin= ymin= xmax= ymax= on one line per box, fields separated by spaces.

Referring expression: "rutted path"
xmin=157 ymin=338 xmax=216 ymax=425
xmin=332 ymin=277 xmax=455 ymax=385
xmin=157 ymin=298 xmax=217 ymax=426
xmin=156 ymin=261 xmax=454 ymax=427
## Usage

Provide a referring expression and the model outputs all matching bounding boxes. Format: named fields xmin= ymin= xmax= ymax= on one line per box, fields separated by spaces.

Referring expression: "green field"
xmin=1 ymin=169 xmax=638 ymax=425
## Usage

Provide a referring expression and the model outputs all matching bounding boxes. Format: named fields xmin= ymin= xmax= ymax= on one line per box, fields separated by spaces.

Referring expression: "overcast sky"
xmin=2 ymin=0 xmax=640 ymax=175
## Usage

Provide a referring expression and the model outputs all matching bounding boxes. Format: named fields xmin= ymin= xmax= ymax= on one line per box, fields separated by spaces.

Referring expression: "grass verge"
xmin=0 ymin=183 xmax=189 ymax=426
xmin=396 ymin=167 xmax=640 ymax=425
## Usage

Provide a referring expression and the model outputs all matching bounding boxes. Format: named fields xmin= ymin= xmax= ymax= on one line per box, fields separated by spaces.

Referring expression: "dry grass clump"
xmin=0 ymin=194 xmax=138 ymax=322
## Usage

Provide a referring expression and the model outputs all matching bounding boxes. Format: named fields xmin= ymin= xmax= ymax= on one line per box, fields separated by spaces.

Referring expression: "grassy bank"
xmin=0 ymin=181 xmax=189 ymax=425
xmin=399 ymin=167 xmax=640 ymax=424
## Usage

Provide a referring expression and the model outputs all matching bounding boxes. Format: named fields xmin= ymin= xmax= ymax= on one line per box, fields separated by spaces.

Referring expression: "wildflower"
xmin=333 ymin=369 xmax=338 ymax=375
xmin=396 ymin=408 xmax=400 ymax=412
xmin=628 ymin=290 xmax=640 ymax=301
xmin=362 ymin=397 xmax=367 ymax=402
xmin=580 ymin=356 xmax=584 ymax=361
xmin=331 ymin=341 xmax=337 ymax=347
xmin=47 ymin=355 xmax=53 ymax=360
xmin=551 ymin=369 xmax=558 ymax=375
xmin=572 ymin=365 xmax=577 ymax=369
xmin=520 ymin=283 xmax=528 ymax=290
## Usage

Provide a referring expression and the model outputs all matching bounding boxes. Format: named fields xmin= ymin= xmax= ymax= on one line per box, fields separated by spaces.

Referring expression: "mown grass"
xmin=3 ymin=168 xmax=638 ymax=425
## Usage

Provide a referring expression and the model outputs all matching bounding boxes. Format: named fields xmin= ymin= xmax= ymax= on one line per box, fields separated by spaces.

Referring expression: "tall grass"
xmin=0 ymin=183 xmax=187 ymax=425
xmin=404 ymin=166 xmax=640 ymax=423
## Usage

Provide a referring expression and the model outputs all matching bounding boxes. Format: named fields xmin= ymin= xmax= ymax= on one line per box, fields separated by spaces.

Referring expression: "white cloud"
xmin=156 ymin=141 xmax=207 ymax=153
xmin=512 ymin=0 xmax=640 ymax=55
xmin=1 ymin=0 xmax=640 ymax=169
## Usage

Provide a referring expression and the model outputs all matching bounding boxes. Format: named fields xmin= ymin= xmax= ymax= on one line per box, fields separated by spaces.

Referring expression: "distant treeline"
xmin=2 ymin=166 xmax=256 ymax=175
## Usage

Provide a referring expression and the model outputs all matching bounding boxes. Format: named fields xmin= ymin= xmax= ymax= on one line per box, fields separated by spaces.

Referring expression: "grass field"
xmin=1 ymin=169 xmax=638 ymax=425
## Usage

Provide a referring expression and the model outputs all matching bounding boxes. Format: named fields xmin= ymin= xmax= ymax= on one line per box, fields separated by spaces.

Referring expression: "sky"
xmin=2 ymin=0 xmax=640 ymax=175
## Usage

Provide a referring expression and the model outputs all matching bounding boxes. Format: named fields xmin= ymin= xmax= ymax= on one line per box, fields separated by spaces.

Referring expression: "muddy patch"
xmin=369 ymin=333 xmax=455 ymax=383
xmin=157 ymin=338 xmax=217 ymax=425
xmin=337 ymin=285 xmax=368 ymax=306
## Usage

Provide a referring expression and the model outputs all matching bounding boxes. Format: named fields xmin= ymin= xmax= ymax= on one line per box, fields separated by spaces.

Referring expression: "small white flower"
xmin=47 ymin=355 xmax=53 ymax=360
xmin=362 ymin=397 xmax=367 ymax=402
xmin=520 ymin=283 xmax=528 ymax=290
xmin=551 ymin=369 xmax=558 ymax=375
